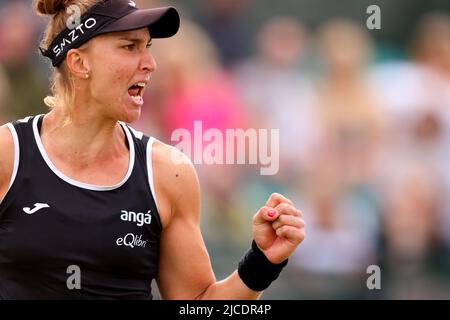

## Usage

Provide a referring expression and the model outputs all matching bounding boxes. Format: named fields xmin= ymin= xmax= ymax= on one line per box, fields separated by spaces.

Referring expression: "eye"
xmin=123 ymin=43 xmax=135 ymax=50
xmin=146 ymin=42 xmax=153 ymax=49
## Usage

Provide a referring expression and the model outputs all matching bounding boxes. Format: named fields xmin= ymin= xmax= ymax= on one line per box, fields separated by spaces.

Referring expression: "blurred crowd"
xmin=0 ymin=0 xmax=449 ymax=299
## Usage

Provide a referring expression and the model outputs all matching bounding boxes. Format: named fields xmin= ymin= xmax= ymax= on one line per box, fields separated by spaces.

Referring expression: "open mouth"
xmin=127 ymin=82 xmax=146 ymax=104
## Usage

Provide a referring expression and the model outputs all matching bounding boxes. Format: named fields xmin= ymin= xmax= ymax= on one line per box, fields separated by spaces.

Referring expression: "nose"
xmin=140 ymin=49 xmax=157 ymax=73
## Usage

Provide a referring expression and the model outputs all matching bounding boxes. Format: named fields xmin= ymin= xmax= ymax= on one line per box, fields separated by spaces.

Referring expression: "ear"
xmin=66 ymin=49 xmax=91 ymax=79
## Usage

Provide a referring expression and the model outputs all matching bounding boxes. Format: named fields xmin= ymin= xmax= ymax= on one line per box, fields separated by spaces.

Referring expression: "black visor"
xmin=40 ymin=0 xmax=180 ymax=67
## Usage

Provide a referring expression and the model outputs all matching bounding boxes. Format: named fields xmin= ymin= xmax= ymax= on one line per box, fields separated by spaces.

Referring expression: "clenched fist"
xmin=252 ymin=193 xmax=305 ymax=264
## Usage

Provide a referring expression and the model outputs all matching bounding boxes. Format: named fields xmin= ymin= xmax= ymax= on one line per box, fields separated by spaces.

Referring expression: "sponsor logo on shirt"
xmin=120 ymin=210 xmax=152 ymax=227
xmin=23 ymin=203 xmax=50 ymax=214
xmin=116 ymin=233 xmax=148 ymax=248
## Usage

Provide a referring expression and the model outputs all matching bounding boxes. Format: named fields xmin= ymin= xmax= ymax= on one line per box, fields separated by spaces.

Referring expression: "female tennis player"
xmin=0 ymin=0 xmax=305 ymax=299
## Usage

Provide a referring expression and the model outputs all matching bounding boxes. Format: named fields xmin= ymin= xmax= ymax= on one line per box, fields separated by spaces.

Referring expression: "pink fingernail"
xmin=268 ymin=210 xmax=276 ymax=218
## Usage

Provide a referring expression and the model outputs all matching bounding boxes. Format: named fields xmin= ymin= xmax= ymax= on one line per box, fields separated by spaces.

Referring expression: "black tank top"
xmin=0 ymin=114 xmax=162 ymax=299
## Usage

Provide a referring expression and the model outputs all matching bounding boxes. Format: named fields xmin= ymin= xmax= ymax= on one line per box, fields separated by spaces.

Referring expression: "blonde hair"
xmin=35 ymin=0 xmax=99 ymax=117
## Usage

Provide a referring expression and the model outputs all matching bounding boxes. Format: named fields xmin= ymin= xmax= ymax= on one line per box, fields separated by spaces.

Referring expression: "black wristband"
xmin=237 ymin=240 xmax=288 ymax=292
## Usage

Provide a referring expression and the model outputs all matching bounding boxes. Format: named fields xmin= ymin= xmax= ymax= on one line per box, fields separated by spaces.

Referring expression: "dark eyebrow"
xmin=118 ymin=37 xmax=152 ymax=44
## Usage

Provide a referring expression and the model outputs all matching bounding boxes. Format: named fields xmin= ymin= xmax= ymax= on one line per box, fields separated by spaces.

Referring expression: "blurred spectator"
xmin=142 ymin=19 xmax=247 ymax=138
xmin=285 ymin=179 xmax=379 ymax=299
xmin=198 ymin=0 xmax=251 ymax=67
xmin=0 ymin=0 xmax=48 ymax=119
xmin=411 ymin=13 xmax=450 ymax=255
xmin=315 ymin=19 xmax=384 ymax=187
xmin=412 ymin=12 xmax=450 ymax=77
xmin=382 ymin=164 xmax=439 ymax=263
xmin=380 ymin=163 xmax=445 ymax=299
xmin=0 ymin=65 xmax=11 ymax=124
xmin=234 ymin=16 xmax=320 ymax=184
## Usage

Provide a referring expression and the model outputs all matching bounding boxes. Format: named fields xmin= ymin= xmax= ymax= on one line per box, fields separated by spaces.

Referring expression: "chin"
xmin=119 ymin=108 xmax=142 ymax=124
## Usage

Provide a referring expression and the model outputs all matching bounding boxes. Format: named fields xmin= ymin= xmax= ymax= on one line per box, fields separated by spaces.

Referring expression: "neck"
xmin=41 ymin=107 xmax=128 ymax=166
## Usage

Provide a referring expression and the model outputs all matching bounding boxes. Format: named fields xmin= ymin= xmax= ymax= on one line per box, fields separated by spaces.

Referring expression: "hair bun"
xmin=35 ymin=0 xmax=71 ymax=16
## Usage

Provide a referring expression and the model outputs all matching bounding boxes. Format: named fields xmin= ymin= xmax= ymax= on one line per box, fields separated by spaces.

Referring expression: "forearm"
xmin=196 ymin=271 xmax=263 ymax=300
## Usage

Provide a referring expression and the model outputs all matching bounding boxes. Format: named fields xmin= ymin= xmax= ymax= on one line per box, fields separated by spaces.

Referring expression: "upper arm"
xmin=0 ymin=124 xmax=15 ymax=202
xmin=152 ymin=141 xmax=216 ymax=299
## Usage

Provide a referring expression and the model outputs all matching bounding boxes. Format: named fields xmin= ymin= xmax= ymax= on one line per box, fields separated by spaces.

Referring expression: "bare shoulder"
xmin=151 ymin=139 xmax=201 ymax=228
xmin=0 ymin=124 xmax=15 ymax=199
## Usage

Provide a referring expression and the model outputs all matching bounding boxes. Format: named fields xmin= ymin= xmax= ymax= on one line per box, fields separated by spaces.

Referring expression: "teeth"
xmin=135 ymin=82 xmax=146 ymax=88
xmin=131 ymin=95 xmax=142 ymax=102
